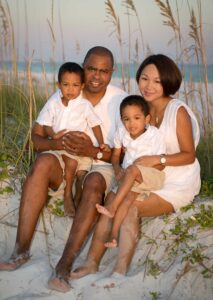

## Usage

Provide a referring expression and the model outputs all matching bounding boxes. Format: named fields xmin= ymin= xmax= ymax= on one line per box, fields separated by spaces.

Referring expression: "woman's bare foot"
xmin=92 ymin=272 xmax=127 ymax=288
xmin=96 ymin=203 xmax=114 ymax=218
xmin=104 ymin=238 xmax=118 ymax=248
xmin=64 ymin=195 xmax=76 ymax=217
xmin=48 ymin=271 xmax=71 ymax=293
xmin=70 ymin=259 xmax=98 ymax=279
xmin=0 ymin=253 xmax=30 ymax=271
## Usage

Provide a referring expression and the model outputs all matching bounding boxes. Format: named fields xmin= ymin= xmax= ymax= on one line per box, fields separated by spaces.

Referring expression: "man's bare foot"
xmin=64 ymin=196 xmax=76 ymax=217
xmin=48 ymin=271 xmax=71 ymax=293
xmin=104 ymin=238 xmax=118 ymax=248
xmin=96 ymin=203 xmax=114 ymax=218
xmin=0 ymin=253 xmax=30 ymax=271
xmin=70 ymin=259 xmax=98 ymax=279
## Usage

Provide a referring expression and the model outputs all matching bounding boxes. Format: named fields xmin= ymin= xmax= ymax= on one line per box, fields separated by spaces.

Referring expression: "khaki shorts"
xmin=84 ymin=163 xmax=115 ymax=197
xmin=112 ymin=165 xmax=165 ymax=201
xmin=43 ymin=150 xmax=92 ymax=199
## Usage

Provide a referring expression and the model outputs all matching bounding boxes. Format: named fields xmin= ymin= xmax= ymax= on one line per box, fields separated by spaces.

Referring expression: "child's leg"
xmin=62 ymin=155 xmax=78 ymax=217
xmin=97 ymin=164 xmax=142 ymax=218
xmin=104 ymin=191 xmax=139 ymax=248
xmin=74 ymin=170 xmax=87 ymax=209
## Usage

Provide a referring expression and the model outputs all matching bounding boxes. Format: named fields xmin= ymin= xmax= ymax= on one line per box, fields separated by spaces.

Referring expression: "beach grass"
xmin=0 ymin=0 xmax=212 ymax=185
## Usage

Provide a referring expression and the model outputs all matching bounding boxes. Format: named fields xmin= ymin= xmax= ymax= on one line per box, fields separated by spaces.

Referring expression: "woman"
xmin=70 ymin=54 xmax=201 ymax=287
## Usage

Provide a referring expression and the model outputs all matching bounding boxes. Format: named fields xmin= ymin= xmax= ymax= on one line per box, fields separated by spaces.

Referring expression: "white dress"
xmin=153 ymin=99 xmax=201 ymax=211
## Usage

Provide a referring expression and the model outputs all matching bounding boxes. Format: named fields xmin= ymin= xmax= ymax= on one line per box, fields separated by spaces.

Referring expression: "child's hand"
xmin=53 ymin=129 xmax=67 ymax=140
xmin=100 ymin=143 xmax=111 ymax=152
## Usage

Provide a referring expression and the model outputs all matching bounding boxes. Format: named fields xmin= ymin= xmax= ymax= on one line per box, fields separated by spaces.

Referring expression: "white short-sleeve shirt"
xmin=36 ymin=90 xmax=102 ymax=146
xmin=114 ymin=125 xmax=166 ymax=169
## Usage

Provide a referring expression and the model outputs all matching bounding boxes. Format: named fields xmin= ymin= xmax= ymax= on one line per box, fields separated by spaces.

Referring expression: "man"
xmin=0 ymin=46 xmax=127 ymax=293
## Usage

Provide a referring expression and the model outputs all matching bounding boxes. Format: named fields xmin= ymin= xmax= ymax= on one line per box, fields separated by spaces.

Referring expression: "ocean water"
xmin=1 ymin=61 xmax=213 ymax=83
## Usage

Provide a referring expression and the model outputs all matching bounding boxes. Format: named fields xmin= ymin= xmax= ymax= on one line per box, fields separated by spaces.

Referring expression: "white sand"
xmin=0 ymin=176 xmax=212 ymax=300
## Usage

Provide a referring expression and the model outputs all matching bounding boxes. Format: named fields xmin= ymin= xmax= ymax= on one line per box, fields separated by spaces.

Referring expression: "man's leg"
xmin=48 ymin=172 xmax=106 ymax=292
xmin=70 ymin=191 xmax=115 ymax=279
xmin=0 ymin=153 xmax=63 ymax=270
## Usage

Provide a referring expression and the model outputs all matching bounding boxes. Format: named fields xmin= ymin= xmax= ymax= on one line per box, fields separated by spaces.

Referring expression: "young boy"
xmin=96 ymin=95 xmax=166 ymax=247
xmin=36 ymin=62 xmax=109 ymax=217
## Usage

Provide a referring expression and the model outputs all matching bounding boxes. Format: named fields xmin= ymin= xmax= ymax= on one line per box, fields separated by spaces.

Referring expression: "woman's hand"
xmin=134 ymin=155 xmax=160 ymax=167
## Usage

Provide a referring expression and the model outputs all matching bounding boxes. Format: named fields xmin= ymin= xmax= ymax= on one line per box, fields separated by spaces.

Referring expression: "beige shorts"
xmin=84 ymin=163 xmax=115 ymax=197
xmin=113 ymin=165 xmax=165 ymax=201
xmin=43 ymin=150 xmax=92 ymax=199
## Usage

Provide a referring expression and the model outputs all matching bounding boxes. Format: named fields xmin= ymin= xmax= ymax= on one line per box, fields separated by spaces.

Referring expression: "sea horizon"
xmin=1 ymin=61 xmax=213 ymax=83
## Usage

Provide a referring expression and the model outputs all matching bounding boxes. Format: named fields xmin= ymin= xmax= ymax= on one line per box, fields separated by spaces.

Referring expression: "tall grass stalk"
xmin=105 ymin=0 xmax=126 ymax=90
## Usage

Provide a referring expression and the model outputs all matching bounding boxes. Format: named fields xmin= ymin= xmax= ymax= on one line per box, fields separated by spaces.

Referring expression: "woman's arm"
xmin=134 ymin=107 xmax=196 ymax=167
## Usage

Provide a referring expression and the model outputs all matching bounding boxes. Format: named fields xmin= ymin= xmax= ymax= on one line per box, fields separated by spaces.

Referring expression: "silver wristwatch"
xmin=160 ymin=154 xmax=166 ymax=165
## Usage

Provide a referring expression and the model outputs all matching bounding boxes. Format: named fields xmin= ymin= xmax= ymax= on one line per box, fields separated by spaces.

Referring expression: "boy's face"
xmin=121 ymin=104 xmax=150 ymax=139
xmin=58 ymin=72 xmax=84 ymax=102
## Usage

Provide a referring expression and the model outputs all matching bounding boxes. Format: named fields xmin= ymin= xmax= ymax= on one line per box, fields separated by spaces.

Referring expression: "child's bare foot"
xmin=64 ymin=195 xmax=75 ymax=217
xmin=104 ymin=238 xmax=118 ymax=248
xmin=96 ymin=203 xmax=114 ymax=218
xmin=0 ymin=253 xmax=30 ymax=271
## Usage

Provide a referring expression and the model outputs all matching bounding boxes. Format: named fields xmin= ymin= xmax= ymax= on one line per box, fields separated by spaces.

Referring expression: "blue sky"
xmin=5 ymin=0 xmax=213 ymax=64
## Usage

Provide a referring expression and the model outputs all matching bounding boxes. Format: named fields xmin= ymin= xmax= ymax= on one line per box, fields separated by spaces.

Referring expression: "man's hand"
xmin=62 ymin=131 xmax=94 ymax=156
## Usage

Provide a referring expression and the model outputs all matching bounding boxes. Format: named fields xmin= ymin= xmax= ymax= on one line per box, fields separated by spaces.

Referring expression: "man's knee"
xmin=83 ymin=172 xmax=106 ymax=193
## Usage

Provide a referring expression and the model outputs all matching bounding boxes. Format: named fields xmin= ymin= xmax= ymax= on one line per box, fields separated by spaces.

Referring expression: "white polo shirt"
xmin=36 ymin=90 xmax=102 ymax=146
xmin=114 ymin=125 xmax=166 ymax=168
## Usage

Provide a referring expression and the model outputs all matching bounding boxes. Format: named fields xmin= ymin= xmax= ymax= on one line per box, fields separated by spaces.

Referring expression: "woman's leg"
xmin=70 ymin=192 xmax=116 ymax=279
xmin=0 ymin=153 xmax=63 ymax=270
xmin=113 ymin=192 xmax=174 ymax=275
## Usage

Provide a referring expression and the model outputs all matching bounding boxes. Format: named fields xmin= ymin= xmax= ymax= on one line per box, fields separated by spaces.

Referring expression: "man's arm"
xmin=32 ymin=123 xmax=63 ymax=152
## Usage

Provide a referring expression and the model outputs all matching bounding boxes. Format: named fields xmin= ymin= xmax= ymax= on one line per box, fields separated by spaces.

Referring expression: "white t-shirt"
xmin=36 ymin=90 xmax=102 ymax=146
xmin=114 ymin=125 xmax=166 ymax=169
xmin=89 ymin=84 xmax=128 ymax=148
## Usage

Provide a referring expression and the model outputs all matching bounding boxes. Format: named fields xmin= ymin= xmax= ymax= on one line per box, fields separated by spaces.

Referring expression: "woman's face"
xmin=138 ymin=64 xmax=164 ymax=103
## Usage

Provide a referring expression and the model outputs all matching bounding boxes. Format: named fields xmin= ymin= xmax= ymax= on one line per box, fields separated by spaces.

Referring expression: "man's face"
xmin=83 ymin=54 xmax=113 ymax=95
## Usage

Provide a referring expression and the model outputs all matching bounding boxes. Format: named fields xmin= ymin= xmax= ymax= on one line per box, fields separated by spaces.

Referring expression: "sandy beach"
xmin=0 ymin=175 xmax=212 ymax=300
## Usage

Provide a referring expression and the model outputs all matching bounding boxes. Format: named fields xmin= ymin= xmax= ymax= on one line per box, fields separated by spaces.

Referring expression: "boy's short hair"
xmin=58 ymin=62 xmax=84 ymax=83
xmin=136 ymin=54 xmax=182 ymax=96
xmin=120 ymin=95 xmax=150 ymax=117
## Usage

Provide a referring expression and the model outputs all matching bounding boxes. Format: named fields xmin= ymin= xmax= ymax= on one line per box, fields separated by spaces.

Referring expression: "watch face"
xmin=97 ymin=151 xmax=103 ymax=159
xmin=161 ymin=157 xmax=166 ymax=164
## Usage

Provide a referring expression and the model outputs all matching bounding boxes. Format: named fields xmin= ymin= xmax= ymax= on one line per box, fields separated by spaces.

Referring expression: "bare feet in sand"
xmin=48 ymin=271 xmax=71 ymax=293
xmin=91 ymin=272 xmax=127 ymax=288
xmin=70 ymin=260 xmax=98 ymax=279
xmin=104 ymin=238 xmax=118 ymax=248
xmin=64 ymin=195 xmax=76 ymax=217
xmin=96 ymin=203 xmax=114 ymax=218
xmin=0 ymin=253 xmax=30 ymax=271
